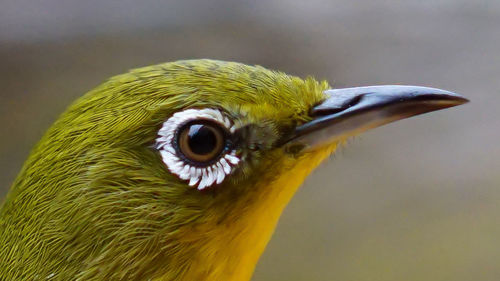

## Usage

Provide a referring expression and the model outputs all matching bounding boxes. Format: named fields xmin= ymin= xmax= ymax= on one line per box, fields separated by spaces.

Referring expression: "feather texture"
xmin=0 ymin=59 xmax=331 ymax=281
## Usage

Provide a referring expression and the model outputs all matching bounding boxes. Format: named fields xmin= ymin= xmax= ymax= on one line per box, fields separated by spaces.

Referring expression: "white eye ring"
xmin=155 ymin=108 xmax=240 ymax=190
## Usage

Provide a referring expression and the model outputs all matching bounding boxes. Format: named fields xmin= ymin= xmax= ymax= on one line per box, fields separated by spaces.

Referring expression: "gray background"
xmin=1 ymin=1 xmax=498 ymax=280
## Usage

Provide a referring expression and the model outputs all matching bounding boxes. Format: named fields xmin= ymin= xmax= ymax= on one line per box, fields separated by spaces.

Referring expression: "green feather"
xmin=0 ymin=60 xmax=329 ymax=280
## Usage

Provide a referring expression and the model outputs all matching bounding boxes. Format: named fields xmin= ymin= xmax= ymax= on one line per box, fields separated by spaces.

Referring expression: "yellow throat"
xmin=166 ymin=145 xmax=336 ymax=281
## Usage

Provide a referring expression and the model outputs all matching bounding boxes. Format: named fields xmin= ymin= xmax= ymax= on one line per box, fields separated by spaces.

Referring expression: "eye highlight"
xmin=156 ymin=108 xmax=240 ymax=190
xmin=177 ymin=121 xmax=226 ymax=164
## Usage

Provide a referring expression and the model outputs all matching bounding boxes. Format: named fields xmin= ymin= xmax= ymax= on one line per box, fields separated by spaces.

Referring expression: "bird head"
xmin=1 ymin=59 xmax=467 ymax=280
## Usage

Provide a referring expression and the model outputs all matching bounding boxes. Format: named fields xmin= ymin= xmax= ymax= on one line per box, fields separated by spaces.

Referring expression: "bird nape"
xmin=0 ymin=59 xmax=467 ymax=281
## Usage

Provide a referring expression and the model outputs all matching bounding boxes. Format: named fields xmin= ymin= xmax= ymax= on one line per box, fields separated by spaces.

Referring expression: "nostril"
xmin=343 ymin=94 xmax=363 ymax=108
xmin=311 ymin=93 xmax=364 ymax=116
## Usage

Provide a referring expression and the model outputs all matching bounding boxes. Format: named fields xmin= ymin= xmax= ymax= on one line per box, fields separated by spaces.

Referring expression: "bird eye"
xmin=177 ymin=121 xmax=226 ymax=164
xmin=156 ymin=108 xmax=240 ymax=190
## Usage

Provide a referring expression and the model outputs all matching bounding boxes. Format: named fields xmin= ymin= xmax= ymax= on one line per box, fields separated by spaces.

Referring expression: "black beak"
xmin=289 ymin=85 xmax=468 ymax=150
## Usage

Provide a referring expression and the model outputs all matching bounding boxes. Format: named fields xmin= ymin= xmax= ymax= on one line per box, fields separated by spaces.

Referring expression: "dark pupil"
xmin=187 ymin=124 xmax=217 ymax=155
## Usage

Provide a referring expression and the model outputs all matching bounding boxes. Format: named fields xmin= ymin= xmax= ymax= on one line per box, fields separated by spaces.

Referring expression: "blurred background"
xmin=0 ymin=0 xmax=498 ymax=280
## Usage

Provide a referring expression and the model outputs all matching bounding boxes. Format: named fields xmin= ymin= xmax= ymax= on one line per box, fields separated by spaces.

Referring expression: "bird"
xmin=0 ymin=59 xmax=467 ymax=281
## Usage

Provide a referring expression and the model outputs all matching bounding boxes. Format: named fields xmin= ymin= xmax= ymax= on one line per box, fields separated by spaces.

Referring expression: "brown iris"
xmin=177 ymin=121 xmax=226 ymax=163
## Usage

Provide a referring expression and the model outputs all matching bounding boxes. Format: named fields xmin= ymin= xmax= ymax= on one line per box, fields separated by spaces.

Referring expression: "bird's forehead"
xmin=122 ymin=60 xmax=330 ymax=130
xmin=153 ymin=60 xmax=328 ymax=117
xmin=188 ymin=77 xmax=326 ymax=124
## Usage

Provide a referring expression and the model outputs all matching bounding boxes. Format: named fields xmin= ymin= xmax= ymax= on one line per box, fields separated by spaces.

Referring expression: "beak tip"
xmin=451 ymin=94 xmax=470 ymax=105
xmin=453 ymin=96 xmax=470 ymax=105
xmin=432 ymin=89 xmax=469 ymax=107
